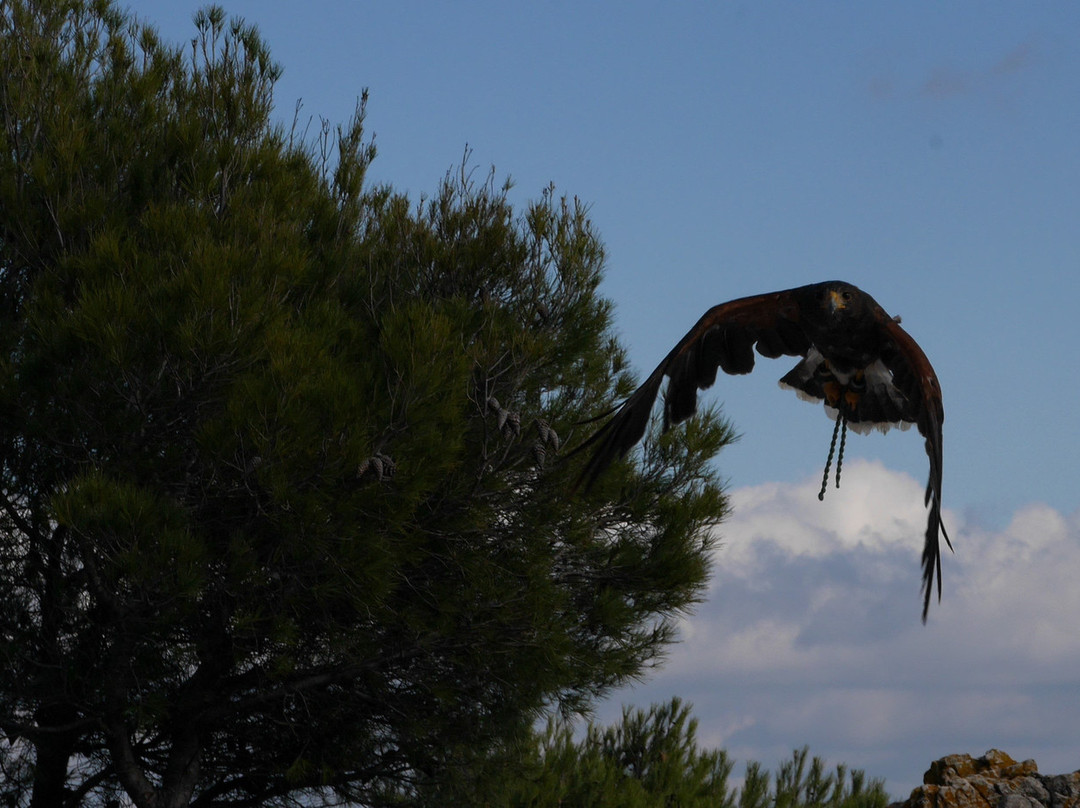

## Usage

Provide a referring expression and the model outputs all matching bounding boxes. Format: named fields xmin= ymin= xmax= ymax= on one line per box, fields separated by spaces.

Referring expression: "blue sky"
xmin=131 ymin=1 xmax=1080 ymax=797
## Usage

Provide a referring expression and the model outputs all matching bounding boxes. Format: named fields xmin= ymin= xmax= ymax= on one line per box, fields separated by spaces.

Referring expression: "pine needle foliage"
xmin=447 ymin=699 xmax=889 ymax=808
xmin=0 ymin=2 xmax=730 ymax=806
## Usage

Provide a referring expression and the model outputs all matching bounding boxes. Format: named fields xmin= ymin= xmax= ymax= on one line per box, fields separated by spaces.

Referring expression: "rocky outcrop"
xmin=893 ymin=750 xmax=1080 ymax=808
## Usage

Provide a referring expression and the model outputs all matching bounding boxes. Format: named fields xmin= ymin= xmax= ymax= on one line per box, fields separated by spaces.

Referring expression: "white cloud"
xmin=599 ymin=460 xmax=1080 ymax=798
xmin=714 ymin=458 xmax=931 ymax=568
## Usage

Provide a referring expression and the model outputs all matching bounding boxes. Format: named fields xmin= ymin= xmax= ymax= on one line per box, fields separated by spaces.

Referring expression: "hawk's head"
xmin=820 ymin=281 xmax=874 ymax=323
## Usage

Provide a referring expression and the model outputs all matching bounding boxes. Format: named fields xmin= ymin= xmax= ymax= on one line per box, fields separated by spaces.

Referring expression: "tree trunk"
xmin=29 ymin=705 xmax=76 ymax=808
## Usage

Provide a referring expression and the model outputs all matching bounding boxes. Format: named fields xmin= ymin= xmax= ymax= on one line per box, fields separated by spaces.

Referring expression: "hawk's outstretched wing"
xmin=570 ymin=287 xmax=811 ymax=492
xmin=877 ymin=313 xmax=951 ymax=621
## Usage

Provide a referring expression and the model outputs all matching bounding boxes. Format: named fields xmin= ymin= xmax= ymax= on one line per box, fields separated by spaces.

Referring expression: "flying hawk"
xmin=573 ymin=281 xmax=951 ymax=622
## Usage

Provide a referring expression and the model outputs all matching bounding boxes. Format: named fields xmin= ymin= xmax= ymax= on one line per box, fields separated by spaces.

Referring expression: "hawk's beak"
xmin=829 ymin=290 xmax=847 ymax=311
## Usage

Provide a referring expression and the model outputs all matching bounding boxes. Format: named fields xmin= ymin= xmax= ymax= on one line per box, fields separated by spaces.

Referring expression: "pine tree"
xmin=0 ymin=2 xmax=730 ymax=805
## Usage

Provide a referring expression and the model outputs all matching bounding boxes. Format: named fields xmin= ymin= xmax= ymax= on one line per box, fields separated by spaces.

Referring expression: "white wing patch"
xmin=856 ymin=358 xmax=913 ymax=433
xmin=777 ymin=346 xmax=825 ymax=396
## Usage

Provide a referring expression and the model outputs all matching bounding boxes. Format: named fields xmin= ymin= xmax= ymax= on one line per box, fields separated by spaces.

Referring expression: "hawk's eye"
xmin=841 ymin=290 xmax=853 ymax=302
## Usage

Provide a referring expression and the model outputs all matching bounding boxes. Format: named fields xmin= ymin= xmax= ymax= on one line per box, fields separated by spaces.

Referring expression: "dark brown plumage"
xmin=572 ymin=281 xmax=951 ymax=622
